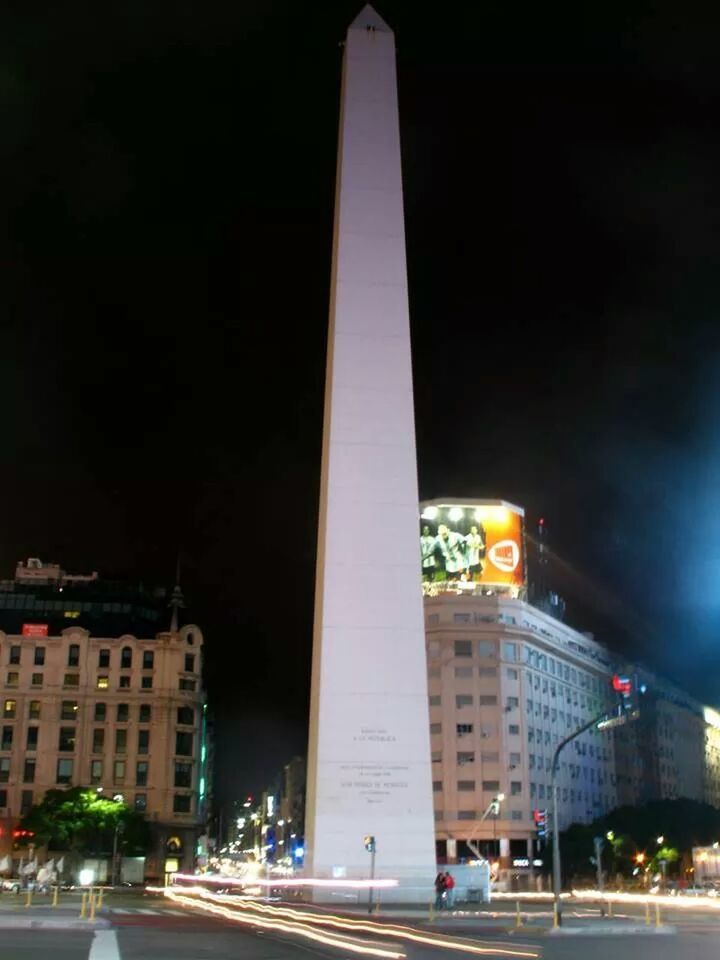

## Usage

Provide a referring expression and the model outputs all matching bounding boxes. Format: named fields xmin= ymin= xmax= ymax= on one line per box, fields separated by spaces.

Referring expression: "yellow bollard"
xmin=429 ymin=899 xmax=435 ymax=922
xmin=655 ymin=902 xmax=661 ymax=928
xmin=607 ymin=899 xmax=613 ymax=917
xmin=97 ymin=887 xmax=103 ymax=909
xmin=89 ymin=889 xmax=96 ymax=922
xmin=552 ymin=902 xmax=560 ymax=929
xmin=80 ymin=891 xmax=87 ymax=919
xmin=516 ymin=900 xmax=522 ymax=929
xmin=645 ymin=901 xmax=651 ymax=925
xmin=53 ymin=885 xmax=59 ymax=907
xmin=24 ymin=888 xmax=32 ymax=909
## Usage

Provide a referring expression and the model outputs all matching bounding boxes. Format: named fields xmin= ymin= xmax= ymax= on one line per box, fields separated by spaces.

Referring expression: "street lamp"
xmin=657 ymin=836 xmax=664 ymax=845
xmin=112 ymin=794 xmax=125 ymax=887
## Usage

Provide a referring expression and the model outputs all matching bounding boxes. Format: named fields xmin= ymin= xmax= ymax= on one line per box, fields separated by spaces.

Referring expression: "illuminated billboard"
xmin=419 ymin=500 xmax=525 ymax=589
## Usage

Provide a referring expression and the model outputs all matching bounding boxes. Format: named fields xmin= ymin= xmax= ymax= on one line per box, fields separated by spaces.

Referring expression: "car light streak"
xmin=572 ymin=888 xmax=720 ymax=910
xmin=171 ymin=872 xmax=399 ymax=889
xmin=165 ymin=886 xmax=539 ymax=958
xmin=165 ymin=889 xmax=406 ymax=959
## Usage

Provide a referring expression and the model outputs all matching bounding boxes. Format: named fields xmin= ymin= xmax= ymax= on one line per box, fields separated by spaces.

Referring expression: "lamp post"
xmin=112 ymin=794 xmax=125 ymax=887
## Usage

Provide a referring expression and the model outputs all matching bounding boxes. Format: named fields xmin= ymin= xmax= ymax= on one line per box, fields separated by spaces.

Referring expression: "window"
xmin=90 ymin=760 xmax=103 ymax=784
xmin=431 ymin=750 xmax=442 ymax=763
xmin=93 ymin=729 xmax=105 ymax=753
xmin=179 ymin=679 xmax=196 ymax=692
xmin=20 ymin=790 xmax=32 ymax=815
xmin=479 ymin=695 xmax=497 ymax=706
xmin=510 ymin=781 xmax=522 ymax=796
xmin=31 ymin=673 xmax=43 ymax=687
xmin=115 ymin=729 xmax=127 ymax=754
xmin=117 ymin=703 xmax=129 ymax=723
xmin=138 ymin=730 xmax=149 ymax=754
xmin=482 ymin=780 xmax=500 ymax=791
xmin=175 ymin=732 xmax=193 ymax=756
xmin=1 ymin=727 xmax=13 ymax=750
xmin=478 ymin=667 xmax=497 ymax=677
xmin=26 ymin=727 xmax=38 ymax=750
xmin=142 ymin=650 xmax=154 ymax=670
xmin=456 ymin=695 xmax=473 ymax=708
xmin=430 ymin=723 xmax=442 ymax=735
xmin=453 ymin=613 xmax=470 ymax=624
xmin=29 ymin=701 xmax=40 ymax=720
xmin=507 ymin=668 xmax=519 ymax=679
xmin=173 ymin=794 xmax=191 ymax=813
xmin=139 ymin=704 xmax=151 ymax=723
xmin=136 ymin=761 xmax=148 ymax=786
xmin=457 ymin=780 xmax=475 ymax=791
xmin=429 ymin=695 xmax=441 ymax=706
xmin=121 ymin=647 xmax=132 ymax=669
xmin=455 ymin=667 xmax=473 ymax=678
xmin=94 ymin=703 xmax=106 ymax=722
xmin=478 ymin=640 xmax=495 ymax=657
xmin=61 ymin=700 xmax=78 ymax=720
xmin=9 ymin=646 xmax=20 ymax=665
xmin=98 ymin=649 xmax=110 ymax=668
xmin=457 ymin=810 xmax=477 ymax=820
xmin=23 ymin=759 xmax=35 ymax=783
xmin=0 ymin=790 xmax=7 ymax=808
xmin=506 ymin=697 xmax=519 ymax=709
xmin=456 ymin=723 xmax=473 ymax=736
xmin=135 ymin=794 xmax=147 ymax=812
xmin=508 ymin=724 xmax=519 ymax=735
xmin=177 ymin=706 xmax=194 ymax=726
xmin=68 ymin=644 xmax=80 ymax=667
xmin=511 ymin=810 xmax=523 ymax=820
xmin=114 ymin=760 xmax=126 ymax=784
xmin=64 ymin=674 xmax=79 ymax=687
xmin=432 ymin=780 xmax=442 ymax=792
xmin=3 ymin=700 xmax=15 ymax=719
xmin=58 ymin=728 xmax=75 ymax=752
xmin=482 ymin=751 xmax=499 ymax=762
xmin=454 ymin=640 xmax=472 ymax=658
xmin=96 ymin=677 xmax=109 ymax=690
xmin=34 ymin=647 xmax=45 ymax=666
xmin=119 ymin=676 xmax=131 ymax=689
xmin=186 ymin=631 xmax=194 ymax=645
xmin=502 ymin=641 xmax=517 ymax=661
xmin=0 ymin=758 xmax=9 ymax=782
xmin=510 ymin=752 xmax=521 ymax=765
xmin=56 ymin=759 xmax=73 ymax=784
xmin=184 ymin=654 xmax=195 ymax=673
xmin=174 ymin=761 xmax=192 ymax=788
xmin=6 ymin=673 xmax=18 ymax=687
xmin=457 ymin=751 xmax=475 ymax=765
xmin=141 ymin=676 xmax=152 ymax=690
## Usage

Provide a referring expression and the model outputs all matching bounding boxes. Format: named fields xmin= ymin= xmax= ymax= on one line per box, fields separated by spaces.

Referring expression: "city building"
xmin=0 ymin=564 xmax=210 ymax=879
xmin=420 ymin=498 xmax=720 ymax=887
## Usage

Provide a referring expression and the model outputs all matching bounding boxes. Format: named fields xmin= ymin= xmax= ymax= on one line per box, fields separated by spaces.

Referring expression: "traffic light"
xmin=532 ymin=809 xmax=547 ymax=840
xmin=364 ymin=835 xmax=376 ymax=853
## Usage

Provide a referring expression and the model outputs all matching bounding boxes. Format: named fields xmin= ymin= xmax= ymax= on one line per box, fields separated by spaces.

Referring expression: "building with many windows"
xmin=0 ymin=621 xmax=208 ymax=878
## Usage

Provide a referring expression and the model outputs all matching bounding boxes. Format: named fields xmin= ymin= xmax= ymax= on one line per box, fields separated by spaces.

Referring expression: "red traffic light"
xmin=612 ymin=675 xmax=632 ymax=695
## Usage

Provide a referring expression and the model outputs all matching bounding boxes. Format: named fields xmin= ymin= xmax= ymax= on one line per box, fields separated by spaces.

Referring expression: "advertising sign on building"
xmin=419 ymin=500 xmax=525 ymax=589
xmin=22 ymin=623 xmax=48 ymax=637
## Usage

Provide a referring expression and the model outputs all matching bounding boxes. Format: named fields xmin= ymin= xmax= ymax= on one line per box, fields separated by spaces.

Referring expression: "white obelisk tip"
xmin=348 ymin=3 xmax=393 ymax=33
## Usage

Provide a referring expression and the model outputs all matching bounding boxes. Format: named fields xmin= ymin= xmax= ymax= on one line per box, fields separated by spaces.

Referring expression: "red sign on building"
xmin=22 ymin=624 xmax=48 ymax=637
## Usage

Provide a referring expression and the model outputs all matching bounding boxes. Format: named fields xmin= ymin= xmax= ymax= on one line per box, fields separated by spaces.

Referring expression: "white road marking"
xmin=89 ymin=929 xmax=121 ymax=960
xmin=136 ymin=908 xmax=160 ymax=914
xmin=166 ymin=909 xmax=185 ymax=915
xmin=111 ymin=908 xmax=130 ymax=914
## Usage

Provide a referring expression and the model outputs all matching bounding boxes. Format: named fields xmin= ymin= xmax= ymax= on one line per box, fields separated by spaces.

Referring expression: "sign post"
xmin=364 ymin=836 xmax=376 ymax=913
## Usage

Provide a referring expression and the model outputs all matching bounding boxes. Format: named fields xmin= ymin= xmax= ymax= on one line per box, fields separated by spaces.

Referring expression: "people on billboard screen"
xmin=420 ymin=514 xmax=487 ymax=582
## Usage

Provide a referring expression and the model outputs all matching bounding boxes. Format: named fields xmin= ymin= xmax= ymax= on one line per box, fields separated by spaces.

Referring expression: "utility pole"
xmin=364 ymin=836 xmax=376 ymax=913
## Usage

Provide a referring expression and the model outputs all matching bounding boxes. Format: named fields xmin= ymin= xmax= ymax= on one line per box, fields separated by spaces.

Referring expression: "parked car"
xmin=1 ymin=878 xmax=22 ymax=894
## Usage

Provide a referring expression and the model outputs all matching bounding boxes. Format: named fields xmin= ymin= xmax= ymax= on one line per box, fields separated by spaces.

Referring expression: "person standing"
xmin=434 ymin=871 xmax=447 ymax=910
xmin=444 ymin=871 xmax=456 ymax=909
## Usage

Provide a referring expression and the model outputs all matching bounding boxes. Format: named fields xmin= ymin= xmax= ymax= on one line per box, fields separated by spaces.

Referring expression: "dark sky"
xmin=3 ymin=1 xmax=720 ymax=809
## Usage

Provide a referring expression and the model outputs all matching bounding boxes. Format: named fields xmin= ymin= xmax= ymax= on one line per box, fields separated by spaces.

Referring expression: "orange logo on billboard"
xmin=488 ymin=540 xmax=520 ymax=573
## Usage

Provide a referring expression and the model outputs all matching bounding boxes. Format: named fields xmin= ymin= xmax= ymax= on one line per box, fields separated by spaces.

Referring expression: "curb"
xmin=0 ymin=917 xmax=111 ymax=930
xmin=548 ymin=924 xmax=677 ymax=936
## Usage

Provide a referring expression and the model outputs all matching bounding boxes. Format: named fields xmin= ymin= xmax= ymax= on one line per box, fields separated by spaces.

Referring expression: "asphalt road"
xmin=1 ymin=891 xmax=720 ymax=960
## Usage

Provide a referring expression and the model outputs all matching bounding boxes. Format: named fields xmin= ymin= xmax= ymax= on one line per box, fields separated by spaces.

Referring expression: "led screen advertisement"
xmin=419 ymin=500 xmax=525 ymax=588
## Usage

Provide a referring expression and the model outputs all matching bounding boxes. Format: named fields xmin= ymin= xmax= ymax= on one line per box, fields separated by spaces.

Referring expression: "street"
xmin=1 ymin=889 xmax=719 ymax=959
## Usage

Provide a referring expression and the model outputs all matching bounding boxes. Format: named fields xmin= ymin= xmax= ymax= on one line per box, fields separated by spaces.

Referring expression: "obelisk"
xmin=305 ymin=5 xmax=435 ymax=901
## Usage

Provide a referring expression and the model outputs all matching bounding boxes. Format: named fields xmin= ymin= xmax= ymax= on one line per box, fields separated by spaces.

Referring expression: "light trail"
xmin=165 ymin=889 xmax=406 ymax=959
xmin=165 ymin=886 xmax=540 ymax=958
xmin=572 ymin=888 xmax=720 ymax=911
xmin=172 ymin=872 xmax=399 ymax=889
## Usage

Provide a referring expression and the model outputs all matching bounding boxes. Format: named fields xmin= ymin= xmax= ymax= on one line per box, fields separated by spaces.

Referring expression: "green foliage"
xmin=19 ymin=787 xmax=150 ymax=855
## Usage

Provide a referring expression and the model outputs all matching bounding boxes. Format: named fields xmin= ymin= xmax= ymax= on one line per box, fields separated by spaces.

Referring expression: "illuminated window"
xmin=98 ymin=649 xmax=110 ymax=668
xmin=28 ymin=701 xmax=40 ymax=720
xmin=96 ymin=676 xmax=109 ymax=690
xmin=61 ymin=701 xmax=78 ymax=720
xmin=34 ymin=647 xmax=45 ymax=666
xmin=3 ymin=700 xmax=15 ymax=719
xmin=56 ymin=759 xmax=73 ymax=784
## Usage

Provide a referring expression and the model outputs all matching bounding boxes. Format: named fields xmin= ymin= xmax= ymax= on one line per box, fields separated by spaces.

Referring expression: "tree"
xmin=19 ymin=788 xmax=150 ymax=856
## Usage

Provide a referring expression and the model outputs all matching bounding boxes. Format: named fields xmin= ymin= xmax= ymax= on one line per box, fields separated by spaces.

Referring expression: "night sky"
xmin=3 ymin=1 xmax=720 ymax=812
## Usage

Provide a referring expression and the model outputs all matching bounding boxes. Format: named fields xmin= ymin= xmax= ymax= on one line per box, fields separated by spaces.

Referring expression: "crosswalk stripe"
xmin=166 ymin=909 xmax=185 ymax=916
xmin=137 ymin=908 xmax=160 ymax=915
xmin=111 ymin=908 xmax=130 ymax=914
